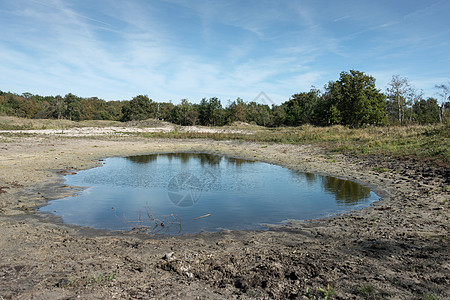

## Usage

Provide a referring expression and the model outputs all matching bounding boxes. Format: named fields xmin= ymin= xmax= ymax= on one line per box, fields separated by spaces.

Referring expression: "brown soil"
xmin=0 ymin=134 xmax=448 ymax=299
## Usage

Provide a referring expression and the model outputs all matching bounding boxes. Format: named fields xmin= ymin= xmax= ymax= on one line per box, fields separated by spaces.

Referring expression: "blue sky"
xmin=0 ymin=0 xmax=449 ymax=104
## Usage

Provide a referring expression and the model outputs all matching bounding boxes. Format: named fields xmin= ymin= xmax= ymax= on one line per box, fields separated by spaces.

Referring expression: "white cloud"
xmin=1 ymin=0 xmax=448 ymax=103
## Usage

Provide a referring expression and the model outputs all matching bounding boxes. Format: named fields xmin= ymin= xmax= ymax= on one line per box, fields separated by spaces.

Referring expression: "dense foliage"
xmin=1 ymin=71 xmax=448 ymax=127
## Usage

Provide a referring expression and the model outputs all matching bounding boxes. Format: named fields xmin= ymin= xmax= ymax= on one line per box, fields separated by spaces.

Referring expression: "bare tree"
xmin=386 ymin=75 xmax=410 ymax=124
xmin=408 ymin=87 xmax=423 ymax=122
xmin=435 ymin=81 xmax=450 ymax=122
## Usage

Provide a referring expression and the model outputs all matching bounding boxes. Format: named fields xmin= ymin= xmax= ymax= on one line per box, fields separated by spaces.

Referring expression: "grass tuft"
xmin=137 ymin=124 xmax=449 ymax=164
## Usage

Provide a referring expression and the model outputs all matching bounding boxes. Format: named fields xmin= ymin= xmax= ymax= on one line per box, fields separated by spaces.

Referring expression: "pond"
xmin=40 ymin=153 xmax=379 ymax=234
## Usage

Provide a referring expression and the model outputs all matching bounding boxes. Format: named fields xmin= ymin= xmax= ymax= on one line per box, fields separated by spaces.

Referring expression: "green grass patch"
xmin=422 ymin=294 xmax=442 ymax=300
xmin=353 ymin=284 xmax=391 ymax=299
xmin=64 ymin=273 xmax=116 ymax=289
xmin=136 ymin=124 xmax=449 ymax=164
xmin=2 ymin=116 xmax=448 ymax=165
xmin=372 ymin=167 xmax=389 ymax=173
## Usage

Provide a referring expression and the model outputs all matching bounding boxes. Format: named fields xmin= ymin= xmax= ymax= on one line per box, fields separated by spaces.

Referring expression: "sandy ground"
xmin=0 ymin=132 xmax=448 ymax=299
xmin=0 ymin=123 xmax=255 ymax=136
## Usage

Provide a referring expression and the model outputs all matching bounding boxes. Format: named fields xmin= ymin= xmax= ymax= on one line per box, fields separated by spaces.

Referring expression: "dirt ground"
xmin=0 ymin=132 xmax=448 ymax=299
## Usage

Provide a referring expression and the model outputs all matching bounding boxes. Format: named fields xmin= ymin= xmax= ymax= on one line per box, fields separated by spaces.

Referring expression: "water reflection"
xmin=197 ymin=153 xmax=223 ymax=166
xmin=323 ymin=176 xmax=371 ymax=205
xmin=127 ymin=154 xmax=158 ymax=164
xmin=41 ymin=153 xmax=379 ymax=234
xmin=227 ymin=157 xmax=255 ymax=167
xmin=304 ymin=172 xmax=318 ymax=186
xmin=126 ymin=153 xmax=255 ymax=167
xmin=291 ymin=172 xmax=372 ymax=205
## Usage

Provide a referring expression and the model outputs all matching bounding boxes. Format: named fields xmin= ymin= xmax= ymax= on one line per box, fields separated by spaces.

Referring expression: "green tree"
xmin=171 ymin=99 xmax=199 ymax=125
xmin=407 ymin=87 xmax=423 ymax=123
xmin=198 ymin=97 xmax=224 ymax=126
xmin=245 ymin=101 xmax=271 ymax=126
xmin=226 ymin=98 xmax=246 ymax=124
xmin=121 ymin=95 xmax=157 ymax=122
xmin=413 ymin=97 xmax=440 ymax=124
xmin=284 ymin=88 xmax=320 ymax=126
xmin=326 ymin=70 xmax=386 ymax=127
xmin=209 ymin=97 xmax=225 ymax=126
xmin=22 ymin=92 xmax=32 ymax=99
xmin=271 ymin=104 xmax=287 ymax=127
xmin=63 ymin=93 xmax=82 ymax=121
xmin=198 ymin=98 xmax=209 ymax=125
xmin=50 ymin=95 xmax=65 ymax=119
xmin=4 ymin=93 xmax=40 ymax=118
xmin=313 ymin=93 xmax=342 ymax=126
xmin=158 ymin=102 xmax=175 ymax=121
xmin=6 ymin=94 xmax=20 ymax=116
xmin=87 ymin=97 xmax=110 ymax=120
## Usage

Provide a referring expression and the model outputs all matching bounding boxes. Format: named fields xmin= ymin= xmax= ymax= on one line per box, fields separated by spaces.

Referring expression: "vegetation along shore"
xmin=0 ymin=70 xmax=449 ymax=299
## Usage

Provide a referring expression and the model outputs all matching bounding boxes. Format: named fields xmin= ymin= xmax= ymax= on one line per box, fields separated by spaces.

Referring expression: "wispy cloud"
xmin=0 ymin=0 xmax=448 ymax=103
xmin=1 ymin=0 xmax=335 ymax=101
xmin=30 ymin=0 xmax=112 ymax=27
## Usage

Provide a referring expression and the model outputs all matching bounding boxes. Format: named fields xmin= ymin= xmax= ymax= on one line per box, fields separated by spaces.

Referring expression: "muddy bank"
xmin=0 ymin=135 xmax=448 ymax=299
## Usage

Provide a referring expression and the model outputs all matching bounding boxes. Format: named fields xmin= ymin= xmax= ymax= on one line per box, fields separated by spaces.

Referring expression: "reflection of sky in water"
xmin=40 ymin=153 xmax=379 ymax=234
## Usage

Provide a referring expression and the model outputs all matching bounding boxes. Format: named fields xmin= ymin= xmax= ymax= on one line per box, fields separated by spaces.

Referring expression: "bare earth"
xmin=0 ymin=131 xmax=448 ymax=299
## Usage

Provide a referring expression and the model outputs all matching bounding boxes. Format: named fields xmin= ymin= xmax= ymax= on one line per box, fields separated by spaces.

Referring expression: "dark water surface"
xmin=40 ymin=153 xmax=379 ymax=234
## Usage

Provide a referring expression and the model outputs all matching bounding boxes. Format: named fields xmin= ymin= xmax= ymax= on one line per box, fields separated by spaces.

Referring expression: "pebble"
xmin=163 ymin=252 xmax=175 ymax=261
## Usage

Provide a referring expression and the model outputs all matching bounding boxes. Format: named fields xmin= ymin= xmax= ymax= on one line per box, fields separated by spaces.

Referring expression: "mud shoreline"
xmin=0 ymin=134 xmax=448 ymax=299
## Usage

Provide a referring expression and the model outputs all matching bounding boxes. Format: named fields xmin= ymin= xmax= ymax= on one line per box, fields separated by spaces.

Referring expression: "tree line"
xmin=1 ymin=70 xmax=448 ymax=127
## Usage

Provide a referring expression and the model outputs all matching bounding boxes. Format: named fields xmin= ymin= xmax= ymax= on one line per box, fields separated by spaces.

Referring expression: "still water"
xmin=40 ymin=153 xmax=379 ymax=234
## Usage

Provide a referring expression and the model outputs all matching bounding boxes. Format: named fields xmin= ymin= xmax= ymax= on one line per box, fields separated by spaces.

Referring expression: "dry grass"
xmin=0 ymin=116 xmax=122 ymax=130
xmin=1 ymin=116 xmax=448 ymax=164
xmin=140 ymin=124 xmax=450 ymax=164
xmin=0 ymin=116 xmax=175 ymax=130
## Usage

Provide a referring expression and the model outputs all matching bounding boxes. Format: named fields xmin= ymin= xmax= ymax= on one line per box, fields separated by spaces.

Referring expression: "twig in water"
xmin=193 ymin=214 xmax=211 ymax=220
xmin=113 ymin=206 xmax=182 ymax=234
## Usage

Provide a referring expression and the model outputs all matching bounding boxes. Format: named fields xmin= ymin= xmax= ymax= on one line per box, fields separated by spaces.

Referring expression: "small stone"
xmin=162 ymin=252 xmax=174 ymax=261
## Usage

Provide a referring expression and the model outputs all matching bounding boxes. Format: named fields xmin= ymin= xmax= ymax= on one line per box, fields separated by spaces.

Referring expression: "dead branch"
xmin=112 ymin=206 xmax=182 ymax=234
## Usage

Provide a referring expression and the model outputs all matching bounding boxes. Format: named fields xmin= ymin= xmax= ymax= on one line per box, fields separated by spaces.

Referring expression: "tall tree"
xmin=325 ymin=70 xmax=386 ymax=127
xmin=63 ymin=93 xmax=82 ymax=121
xmin=407 ymin=87 xmax=423 ymax=122
xmin=198 ymin=97 xmax=224 ymax=126
xmin=208 ymin=97 xmax=224 ymax=126
xmin=271 ymin=104 xmax=287 ymax=127
xmin=226 ymin=98 xmax=246 ymax=123
xmin=413 ymin=97 xmax=440 ymax=124
xmin=386 ymin=75 xmax=410 ymax=124
xmin=158 ymin=102 xmax=175 ymax=121
xmin=245 ymin=102 xmax=271 ymax=126
xmin=171 ymin=99 xmax=199 ymax=125
xmin=52 ymin=95 xmax=65 ymax=119
xmin=121 ymin=95 xmax=156 ymax=121
xmin=312 ymin=92 xmax=341 ymax=126
xmin=284 ymin=88 xmax=320 ymax=126
xmin=435 ymin=81 xmax=449 ymax=123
